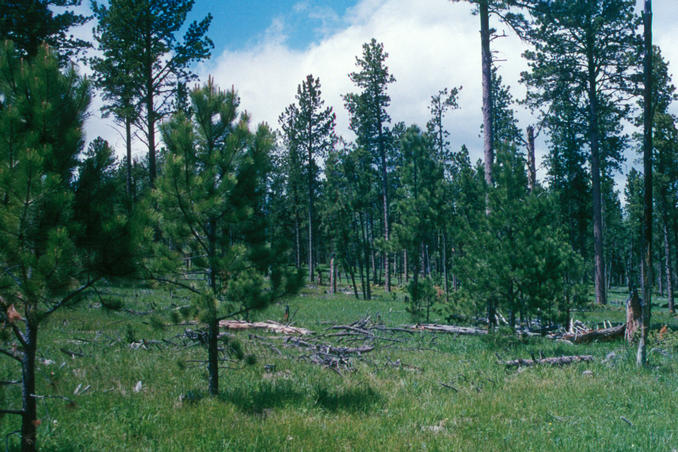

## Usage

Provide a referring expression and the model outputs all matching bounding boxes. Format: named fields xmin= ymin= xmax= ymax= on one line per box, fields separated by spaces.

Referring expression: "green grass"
xmin=2 ymin=285 xmax=678 ymax=451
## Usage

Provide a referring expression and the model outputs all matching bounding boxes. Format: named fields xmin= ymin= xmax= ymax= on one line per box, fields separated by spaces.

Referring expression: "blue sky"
xmin=187 ymin=0 xmax=358 ymax=51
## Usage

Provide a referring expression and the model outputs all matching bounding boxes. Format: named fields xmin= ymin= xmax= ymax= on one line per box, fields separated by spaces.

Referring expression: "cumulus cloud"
xmin=83 ymin=0 xmax=678 ymax=188
xmin=203 ymin=0 xmax=515 ymax=164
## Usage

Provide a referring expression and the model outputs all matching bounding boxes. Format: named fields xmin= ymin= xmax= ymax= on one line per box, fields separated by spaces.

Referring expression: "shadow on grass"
xmin=313 ymin=384 xmax=381 ymax=413
xmin=219 ymin=380 xmax=306 ymax=415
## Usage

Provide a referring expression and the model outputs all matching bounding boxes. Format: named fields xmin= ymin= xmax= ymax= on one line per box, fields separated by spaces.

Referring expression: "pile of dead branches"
xmin=558 ymin=319 xmax=625 ymax=344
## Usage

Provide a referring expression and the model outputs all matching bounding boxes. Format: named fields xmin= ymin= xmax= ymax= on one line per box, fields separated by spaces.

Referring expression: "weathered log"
xmin=504 ymin=355 xmax=594 ymax=368
xmin=403 ymin=324 xmax=488 ymax=335
xmin=562 ymin=324 xmax=625 ymax=344
xmin=219 ymin=320 xmax=312 ymax=335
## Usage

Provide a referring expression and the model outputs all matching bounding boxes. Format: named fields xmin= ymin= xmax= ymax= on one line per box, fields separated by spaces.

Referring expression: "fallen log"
xmin=562 ymin=324 xmax=625 ymax=344
xmin=403 ymin=324 xmax=487 ymax=335
xmin=219 ymin=320 xmax=312 ymax=336
xmin=504 ymin=354 xmax=594 ymax=368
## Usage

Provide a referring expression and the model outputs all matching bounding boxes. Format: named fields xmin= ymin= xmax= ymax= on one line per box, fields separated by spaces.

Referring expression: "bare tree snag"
xmin=626 ymin=289 xmax=642 ymax=343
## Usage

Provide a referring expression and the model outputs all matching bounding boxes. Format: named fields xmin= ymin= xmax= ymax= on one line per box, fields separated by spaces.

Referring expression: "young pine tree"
xmin=0 ymin=43 xmax=137 ymax=452
xmin=152 ymin=79 xmax=301 ymax=396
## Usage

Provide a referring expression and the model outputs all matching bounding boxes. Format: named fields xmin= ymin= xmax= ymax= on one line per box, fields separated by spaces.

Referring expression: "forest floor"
xmin=2 ymin=284 xmax=678 ymax=451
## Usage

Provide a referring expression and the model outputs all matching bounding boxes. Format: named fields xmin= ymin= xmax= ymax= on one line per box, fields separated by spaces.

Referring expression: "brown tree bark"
xmin=479 ymin=0 xmax=494 ymax=188
xmin=307 ymin=125 xmax=314 ymax=283
xmin=526 ymin=125 xmax=536 ymax=192
xmin=442 ymin=232 xmax=449 ymax=302
xmin=144 ymin=27 xmax=157 ymax=186
xmin=626 ymin=289 xmax=642 ymax=343
xmin=586 ymin=22 xmax=607 ymax=306
xmin=664 ymin=221 xmax=674 ymax=312
xmin=21 ymin=320 xmax=38 ymax=452
xmin=330 ymin=256 xmax=336 ymax=294
xmin=638 ymin=0 xmax=653 ymax=367
xmin=125 ymin=117 xmax=133 ymax=206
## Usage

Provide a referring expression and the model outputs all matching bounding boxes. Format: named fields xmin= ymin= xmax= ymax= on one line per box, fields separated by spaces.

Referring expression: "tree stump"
xmin=625 ymin=289 xmax=642 ymax=343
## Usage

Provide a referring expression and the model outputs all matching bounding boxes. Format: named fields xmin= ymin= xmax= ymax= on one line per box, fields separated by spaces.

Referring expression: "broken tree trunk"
xmin=219 ymin=320 xmax=312 ymax=336
xmin=504 ymin=355 xmax=594 ymax=368
xmin=562 ymin=324 xmax=625 ymax=344
xmin=404 ymin=324 xmax=487 ymax=335
xmin=625 ymin=289 xmax=642 ymax=343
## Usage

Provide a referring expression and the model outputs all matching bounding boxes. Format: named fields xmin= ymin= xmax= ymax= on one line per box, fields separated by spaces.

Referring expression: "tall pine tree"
xmin=344 ymin=39 xmax=396 ymax=293
xmin=279 ymin=75 xmax=336 ymax=283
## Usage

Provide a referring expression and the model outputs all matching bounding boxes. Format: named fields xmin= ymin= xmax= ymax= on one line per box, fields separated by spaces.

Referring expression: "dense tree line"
xmin=1 ymin=0 xmax=676 ymax=448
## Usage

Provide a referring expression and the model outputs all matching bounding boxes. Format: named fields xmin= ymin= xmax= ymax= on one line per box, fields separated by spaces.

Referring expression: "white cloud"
xmin=203 ymin=0 xmax=502 ymax=164
xmin=83 ymin=0 xmax=678 ymax=190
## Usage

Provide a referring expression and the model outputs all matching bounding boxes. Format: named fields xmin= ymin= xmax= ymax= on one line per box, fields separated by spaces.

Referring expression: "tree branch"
xmin=44 ymin=278 xmax=101 ymax=317
xmin=10 ymin=323 xmax=27 ymax=347
xmin=151 ymin=276 xmax=204 ymax=297
xmin=0 ymin=347 xmax=22 ymax=362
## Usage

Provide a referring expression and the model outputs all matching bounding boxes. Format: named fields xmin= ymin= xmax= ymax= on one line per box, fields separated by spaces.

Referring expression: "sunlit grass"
xmin=1 ymin=284 xmax=677 ymax=451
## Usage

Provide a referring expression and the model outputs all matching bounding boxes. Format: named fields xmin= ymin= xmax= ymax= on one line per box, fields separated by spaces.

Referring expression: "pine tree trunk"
xmin=349 ymin=262 xmax=359 ymax=299
xmin=307 ymin=144 xmax=314 ymax=283
xmin=586 ymin=26 xmax=606 ymax=306
xmin=294 ymin=213 xmax=301 ymax=268
xmin=479 ymin=0 xmax=494 ymax=188
xmin=125 ymin=117 xmax=133 ymax=207
xmin=144 ymin=29 xmax=157 ymax=186
xmin=207 ymin=314 xmax=219 ymax=395
xmin=626 ymin=289 xmax=642 ymax=343
xmin=526 ymin=125 xmax=536 ymax=192
xmin=404 ymin=249 xmax=408 ymax=283
xmin=369 ymin=214 xmax=377 ymax=285
xmin=480 ymin=0 xmax=495 ymax=327
xmin=664 ymin=220 xmax=674 ymax=313
xmin=378 ymin=122 xmax=391 ymax=293
xmin=330 ymin=257 xmax=335 ymax=294
xmin=21 ymin=319 xmax=38 ymax=452
xmin=442 ymin=232 xmax=449 ymax=302
xmin=638 ymin=0 xmax=653 ymax=367
xmin=207 ymin=221 xmax=219 ymax=394
xmin=359 ymin=212 xmax=371 ymax=300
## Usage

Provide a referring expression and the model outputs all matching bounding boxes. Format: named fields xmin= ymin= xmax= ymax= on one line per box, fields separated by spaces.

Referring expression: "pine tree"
xmin=0 ymin=0 xmax=90 ymax=61
xmin=0 ymin=43 xmax=137 ymax=452
xmin=426 ymin=87 xmax=461 ymax=300
xmin=344 ymin=39 xmax=396 ymax=293
xmin=392 ymin=126 xmax=443 ymax=321
xmin=521 ymin=0 xmax=638 ymax=305
xmin=91 ymin=0 xmax=213 ymax=185
xmin=454 ymin=148 xmax=585 ymax=329
xmin=638 ymin=0 xmax=653 ymax=366
xmin=279 ymin=75 xmax=336 ymax=283
xmin=153 ymin=79 xmax=301 ymax=395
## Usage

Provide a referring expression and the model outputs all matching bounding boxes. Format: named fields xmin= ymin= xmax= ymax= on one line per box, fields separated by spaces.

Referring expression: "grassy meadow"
xmin=2 ymin=283 xmax=678 ymax=451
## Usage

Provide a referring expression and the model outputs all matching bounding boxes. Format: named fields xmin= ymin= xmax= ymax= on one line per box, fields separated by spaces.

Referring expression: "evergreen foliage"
xmin=0 ymin=0 xmax=90 ymax=61
xmin=152 ymin=79 xmax=302 ymax=395
xmin=0 ymin=42 xmax=137 ymax=452
xmin=91 ymin=0 xmax=214 ymax=184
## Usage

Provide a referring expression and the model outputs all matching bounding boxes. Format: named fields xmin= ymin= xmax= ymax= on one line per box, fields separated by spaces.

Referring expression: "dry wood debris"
xmin=560 ymin=322 xmax=625 ymax=344
xmin=403 ymin=324 xmax=487 ymax=335
xmin=503 ymin=354 xmax=594 ymax=368
xmin=219 ymin=320 xmax=312 ymax=335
